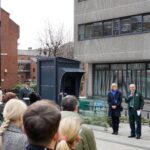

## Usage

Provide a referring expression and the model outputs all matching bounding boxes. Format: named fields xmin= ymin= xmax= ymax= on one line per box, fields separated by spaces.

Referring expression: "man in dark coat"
xmin=125 ymin=83 xmax=144 ymax=139
xmin=107 ymin=83 xmax=122 ymax=135
xmin=19 ymin=81 xmax=33 ymax=105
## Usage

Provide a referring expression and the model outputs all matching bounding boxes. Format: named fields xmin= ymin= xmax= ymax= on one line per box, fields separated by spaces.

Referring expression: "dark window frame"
xmin=103 ymin=20 xmax=113 ymax=37
xmin=120 ymin=17 xmax=132 ymax=34
xmin=78 ymin=12 xmax=150 ymax=41
xmin=131 ymin=15 xmax=142 ymax=33
xmin=78 ymin=0 xmax=86 ymax=2
xmin=93 ymin=62 xmax=150 ymax=99
xmin=143 ymin=14 xmax=150 ymax=32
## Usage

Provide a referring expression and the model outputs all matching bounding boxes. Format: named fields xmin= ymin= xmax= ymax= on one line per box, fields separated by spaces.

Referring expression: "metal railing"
xmin=80 ymin=103 xmax=150 ymax=119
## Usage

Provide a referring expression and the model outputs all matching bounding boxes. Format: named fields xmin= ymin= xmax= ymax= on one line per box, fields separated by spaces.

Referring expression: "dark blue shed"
xmin=37 ymin=57 xmax=84 ymax=104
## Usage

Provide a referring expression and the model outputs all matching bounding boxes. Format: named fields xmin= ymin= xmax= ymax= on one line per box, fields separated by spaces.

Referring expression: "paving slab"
xmin=86 ymin=123 xmax=150 ymax=150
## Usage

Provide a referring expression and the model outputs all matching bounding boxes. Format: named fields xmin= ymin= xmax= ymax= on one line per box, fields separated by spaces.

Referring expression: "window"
xmin=92 ymin=22 xmax=103 ymax=37
xmin=78 ymin=13 xmax=150 ymax=41
xmin=33 ymin=68 xmax=35 ymax=72
xmin=120 ymin=17 xmax=131 ymax=34
xmin=93 ymin=63 xmax=150 ymax=99
xmin=143 ymin=14 xmax=150 ymax=31
xmin=113 ymin=19 xmax=120 ymax=36
xmin=85 ymin=24 xmax=93 ymax=39
xmin=131 ymin=15 xmax=142 ymax=33
xmin=78 ymin=25 xmax=85 ymax=40
xmin=103 ymin=20 xmax=112 ymax=36
xmin=78 ymin=0 xmax=86 ymax=2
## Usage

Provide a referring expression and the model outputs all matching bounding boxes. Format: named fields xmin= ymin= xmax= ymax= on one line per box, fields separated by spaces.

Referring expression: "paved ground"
xmin=87 ymin=123 xmax=150 ymax=150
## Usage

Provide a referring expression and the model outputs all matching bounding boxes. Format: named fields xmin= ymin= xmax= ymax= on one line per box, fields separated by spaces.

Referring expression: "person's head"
xmin=24 ymin=80 xmax=30 ymax=88
xmin=129 ymin=83 xmax=136 ymax=93
xmin=2 ymin=92 xmax=17 ymax=103
xmin=0 ymin=99 xmax=27 ymax=134
xmin=23 ymin=100 xmax=61 ymax=147
xmin=29 ymin=92 xmax=41 ymax=104
xmin=61 ymin=95 xmax=78 ymax=112
xmin=111 ymin=83 xmax=118 ymax=91
xmin=56 ymin=117 xmax=80 ymax=150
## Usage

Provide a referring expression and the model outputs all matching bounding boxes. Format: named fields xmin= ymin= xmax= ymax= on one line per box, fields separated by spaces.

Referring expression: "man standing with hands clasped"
xmin=125 ymin=83 xmax=144 ymax=139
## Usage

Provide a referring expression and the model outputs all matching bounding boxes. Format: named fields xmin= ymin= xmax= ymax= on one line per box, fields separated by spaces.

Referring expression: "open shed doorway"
xmin=60 ymin=72 xmax=83 ymax=98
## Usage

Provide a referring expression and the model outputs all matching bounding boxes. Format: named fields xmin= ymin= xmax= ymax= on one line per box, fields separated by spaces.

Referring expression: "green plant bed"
xmin=80 ymin=113 xmax=150 ymax=127
xmin=80 ymin=115 xmax=108 ymax=127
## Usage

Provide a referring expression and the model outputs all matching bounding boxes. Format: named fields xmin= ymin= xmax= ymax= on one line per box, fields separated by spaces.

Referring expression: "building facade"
xmin=18 ymin=42 xmax=74 ymax=83
xmin=18 ymin=49 xmax=39 ymax=83
xmin=0 ymin=8 xmax=19 ymax=90
xmin=74 ymin=0 xmax=150 ymax=99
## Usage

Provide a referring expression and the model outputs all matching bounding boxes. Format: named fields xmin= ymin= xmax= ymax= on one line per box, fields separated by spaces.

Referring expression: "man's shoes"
xmin=136 ymin=136 xmax=141 ymax=139
xmin=112 ymin=132 xmax=118 ymax=135
xmin=128 ymin=135 xmax=135 ymax=138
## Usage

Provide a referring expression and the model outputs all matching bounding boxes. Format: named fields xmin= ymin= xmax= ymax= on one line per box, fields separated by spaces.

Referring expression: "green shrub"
xmin=30 ymin=83 xmax=37 ymax=92
xmin=81 ymin=115 xmax=108 ymax=127
xmin=11 ymin=84 xmax=24 ymax=96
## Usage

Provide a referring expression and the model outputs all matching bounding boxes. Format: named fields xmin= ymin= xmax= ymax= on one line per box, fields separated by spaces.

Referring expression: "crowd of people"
xmin=0 ymin=81 xmax=97 ymax=150
xmin=0 ymin=81 xmax=145 ymax=150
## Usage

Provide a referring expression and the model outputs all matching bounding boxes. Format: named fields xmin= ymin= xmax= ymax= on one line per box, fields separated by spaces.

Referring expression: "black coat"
xmin=0 ymin=103 xmax=5 ymax=123
xmin=107 ymin=90 xmax=122 ymax=117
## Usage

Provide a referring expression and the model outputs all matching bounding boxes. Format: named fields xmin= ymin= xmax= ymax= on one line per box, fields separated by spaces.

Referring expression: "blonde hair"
xmin=56 ymin=117 xmax=81 ymax=150
xmin=0 ymin=99 xmax=27 ymax=135
xmin=111 ymin=83 xmax=118 ymax=89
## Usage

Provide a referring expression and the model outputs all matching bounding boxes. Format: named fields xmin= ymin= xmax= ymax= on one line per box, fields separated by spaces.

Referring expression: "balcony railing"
xmin=18 ymin=60 xmax=31 ymax=64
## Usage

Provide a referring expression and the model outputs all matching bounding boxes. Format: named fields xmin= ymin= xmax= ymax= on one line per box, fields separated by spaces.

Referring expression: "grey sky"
xmin=2 ymin=0 xmax=74 ymax=49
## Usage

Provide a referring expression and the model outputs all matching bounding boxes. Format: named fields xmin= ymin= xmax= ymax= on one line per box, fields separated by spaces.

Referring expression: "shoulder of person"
xmin=135 ymin=91 xmax=142 ymax=96
xmin=20 ymin=87 xmax=25 ymax=91
xmin=80 ymin=124 xmax=94 ymax=135
xmin=117 ymin=90 xmax=122 ymax=94
xmin=61 ymin=111 xmax=80 ymax=119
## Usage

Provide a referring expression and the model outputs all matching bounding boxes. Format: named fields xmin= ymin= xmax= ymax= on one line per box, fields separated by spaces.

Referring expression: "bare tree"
xmin=39 ymin=23 xmax=66 ymax=57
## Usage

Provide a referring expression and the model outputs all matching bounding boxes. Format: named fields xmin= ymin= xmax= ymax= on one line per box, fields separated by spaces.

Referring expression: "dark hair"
xmin=23 ymin=100 xmax=61 ymax=146
xmin=24 ymin=80 xmax=30 ymax=85
xmin=29 ymin=92 xmax=41 ymax=104
xmin=61 ymin=95 xmax=78 ymax=111
xmin=3 ymin=92 xmax=17 ymax=103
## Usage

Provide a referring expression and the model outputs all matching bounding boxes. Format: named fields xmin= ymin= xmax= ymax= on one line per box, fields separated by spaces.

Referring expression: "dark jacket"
xmin=26 ymin=144 xmax=52 ymax=150
xmin=107 ymin=90 xmax=122 ymax=117
xmin=125 ymin=90 xmax=144 ymax=110
xmin=19 ymin=87 xmax=33 ymax=100
xmin=0 ymin=103 xmax=5 ymax=124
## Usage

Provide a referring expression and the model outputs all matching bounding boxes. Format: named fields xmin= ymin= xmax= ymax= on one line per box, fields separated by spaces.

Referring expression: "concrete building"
xmin=74 ymin=0 xmax=150 ymax=99
xmin=0 ymin=8 xmax=19 ymax=90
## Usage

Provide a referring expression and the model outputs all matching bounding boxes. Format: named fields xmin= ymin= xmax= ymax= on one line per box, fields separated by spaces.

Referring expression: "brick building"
xmin=18 ymin=42 xmax=74 ymax=83
xmin=0 ymin=8 xmax=19 ymax=90
xmin=18 ymin=49 xmax=38 ymax=83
